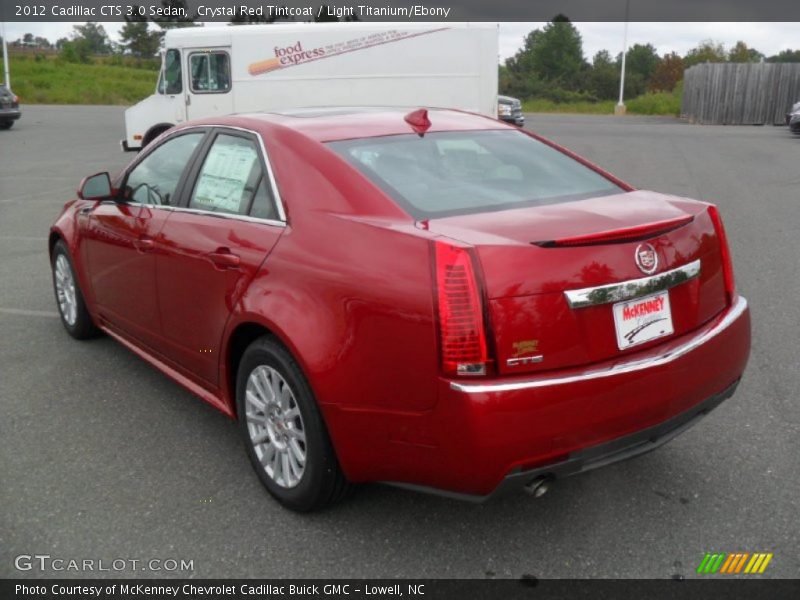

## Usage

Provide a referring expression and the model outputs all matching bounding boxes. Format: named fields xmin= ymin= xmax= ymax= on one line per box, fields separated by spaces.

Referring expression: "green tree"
xmin=625 ymin=43 xmax=661 ymax=84
xmin=529 ymin=16 xmax=586 ymax=90
xmin=503 ymin=15 xmax=586 ymax=98
xmin=587 ymin=50 xmax=618 ymax=100
xmin=648 ymin=52 xmax=685 ymax=92
xmin=120 ymin=7 xmax=162 ymax=58
xmin=728 ymin=41 xmax=763 ymax=63
xmin=59 ymin=39 xmax=92 ymax=63
xmin=766 ymin=49 xmax=800 ymax=63
xmin=684 ymin=40 xmax=726 ymax=67
xmin=72 ymin=22 xmax=111 ymax=55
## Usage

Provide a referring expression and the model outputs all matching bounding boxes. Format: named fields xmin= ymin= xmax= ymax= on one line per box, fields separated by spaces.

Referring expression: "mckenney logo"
xmin=697 ymin=552 xmax=773 ymax=574
xmin=621 ymin=295 xmax=666 ymax=321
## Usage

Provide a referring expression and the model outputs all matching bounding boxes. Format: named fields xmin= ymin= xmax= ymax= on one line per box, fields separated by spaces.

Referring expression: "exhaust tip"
xmin=524 ymin=475 xmax=553 ymax=498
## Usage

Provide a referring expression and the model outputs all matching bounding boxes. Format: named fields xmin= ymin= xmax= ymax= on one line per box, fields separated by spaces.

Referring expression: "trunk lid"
xmin=427 ymin=191 xmax=728 ymax=375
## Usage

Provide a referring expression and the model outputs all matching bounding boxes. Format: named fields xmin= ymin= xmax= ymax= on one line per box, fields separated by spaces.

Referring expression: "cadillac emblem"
xmin=635 ymin=243 xmax=658 ymax=275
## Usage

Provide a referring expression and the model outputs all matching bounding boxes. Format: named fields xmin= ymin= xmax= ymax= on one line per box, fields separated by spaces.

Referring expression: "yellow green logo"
xmin=697 ymin=552 xmax=773 ymax=574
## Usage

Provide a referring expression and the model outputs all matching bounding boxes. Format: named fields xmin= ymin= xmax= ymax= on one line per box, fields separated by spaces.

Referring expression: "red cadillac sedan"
xmin=49 ymin=108 xmax=750 ymax=511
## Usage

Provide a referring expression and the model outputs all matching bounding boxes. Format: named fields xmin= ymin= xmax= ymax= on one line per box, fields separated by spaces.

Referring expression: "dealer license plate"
xmin=612 ymin=291 xmax=674 ymax=350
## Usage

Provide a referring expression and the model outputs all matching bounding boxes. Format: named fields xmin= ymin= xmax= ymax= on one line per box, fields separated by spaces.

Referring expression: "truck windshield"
xmin=157 ymin=49 xmax=183 ymax=95
xmin=327 ymin=130 xmax=622 ymax=219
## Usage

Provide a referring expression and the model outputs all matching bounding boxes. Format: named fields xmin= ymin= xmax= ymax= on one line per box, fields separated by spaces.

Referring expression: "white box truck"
xmin=122 ymin=22 xmax=499 ymax=151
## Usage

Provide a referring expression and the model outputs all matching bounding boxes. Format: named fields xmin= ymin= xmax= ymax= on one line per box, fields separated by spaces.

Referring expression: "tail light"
xmin=707 ymin=205 xmax=735 ymax=305
xmin=433 ymin=241 xmax=491 ymax=376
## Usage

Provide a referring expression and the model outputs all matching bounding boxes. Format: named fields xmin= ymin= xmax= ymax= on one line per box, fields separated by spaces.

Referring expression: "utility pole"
xmin=615 ymin=0 xmax=630 ymax=116
xmin=1 ymin=21 xmax=10 ymax=89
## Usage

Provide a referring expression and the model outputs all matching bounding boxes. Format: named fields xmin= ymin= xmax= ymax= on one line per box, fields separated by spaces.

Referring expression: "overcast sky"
xmin=3 ymin=22 xmax=799 ymax=62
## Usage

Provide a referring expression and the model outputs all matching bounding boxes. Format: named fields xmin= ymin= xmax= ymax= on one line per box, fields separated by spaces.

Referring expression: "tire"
xmin=51 ymin=240 xmax=100 ymax=339
xmin=236 ymin=336 xmax=351 ymax=511
xmin=0 ymin=121 xmax=13 ymax=130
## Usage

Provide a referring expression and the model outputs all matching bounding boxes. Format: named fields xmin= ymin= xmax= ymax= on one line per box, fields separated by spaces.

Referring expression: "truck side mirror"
xmin=77 ymin=172 xmax=112 ymax=200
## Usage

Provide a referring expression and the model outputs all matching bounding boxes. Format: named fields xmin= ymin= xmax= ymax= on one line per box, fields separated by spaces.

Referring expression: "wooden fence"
xmin=681 ymin=62 xmax=800 ymax=125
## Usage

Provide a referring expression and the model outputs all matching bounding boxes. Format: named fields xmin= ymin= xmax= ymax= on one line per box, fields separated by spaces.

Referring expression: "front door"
xmin=83 ymin=131 xmax=207 ymax=348
xmin=185 ymin=48 xmax=234 ymax=120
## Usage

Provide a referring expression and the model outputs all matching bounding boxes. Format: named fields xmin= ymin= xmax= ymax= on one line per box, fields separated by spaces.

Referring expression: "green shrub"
xmin=626 ymin=90 xmax=681 ymax=115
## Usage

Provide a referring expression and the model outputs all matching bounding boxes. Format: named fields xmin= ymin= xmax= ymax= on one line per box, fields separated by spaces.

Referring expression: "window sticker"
xmin=194 ymin=142 xmax=258 ymax=213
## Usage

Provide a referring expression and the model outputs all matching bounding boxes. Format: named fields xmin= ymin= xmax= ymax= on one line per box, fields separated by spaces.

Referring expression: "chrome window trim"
xmin=564 ymin=259 xmax=701 ymax=309
xmin=143 ymin=124 xmax=288 ymax=223
xmin=450 ymin=295 xmax=747 ymax=394
xmin=159 ymin=205 xmax=285 ymax=228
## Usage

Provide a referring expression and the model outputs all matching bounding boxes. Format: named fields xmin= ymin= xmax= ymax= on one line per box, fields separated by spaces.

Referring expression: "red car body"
xmin=49 ymin=109 xmax=750 ymax=500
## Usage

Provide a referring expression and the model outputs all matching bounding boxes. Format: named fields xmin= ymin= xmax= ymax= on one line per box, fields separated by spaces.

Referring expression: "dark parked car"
xmin=0 ymin=84 xmax=21 ymax=129
xmin=498 ymin=94 xmax=524 ymax=127
xmin=50 ymin=108 xmax=750 ymax=511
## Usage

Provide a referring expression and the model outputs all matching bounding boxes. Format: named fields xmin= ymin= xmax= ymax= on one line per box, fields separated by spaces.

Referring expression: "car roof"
xmin=181 ymin=107 xmax=511 ymax=143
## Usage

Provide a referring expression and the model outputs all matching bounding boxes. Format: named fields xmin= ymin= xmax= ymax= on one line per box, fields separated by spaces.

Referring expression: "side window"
xmin=190 ymin=52 xmax=231 ymax=93
xmin=190 ymin=134 xmax=276 ymax=218
xmin=249 ymin=178 xmax=278 ymax=221
xmin=124 ymin=133 xmax=204 ymax=206
xmin=158 ymin=49 xmax=183 ymax=95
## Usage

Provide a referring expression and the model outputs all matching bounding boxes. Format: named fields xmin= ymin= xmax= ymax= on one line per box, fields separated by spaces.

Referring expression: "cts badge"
xmin=635 ymin=243 xmax=658 ymax=275
xmin=507 ymin=355 xmax=543 ymax=367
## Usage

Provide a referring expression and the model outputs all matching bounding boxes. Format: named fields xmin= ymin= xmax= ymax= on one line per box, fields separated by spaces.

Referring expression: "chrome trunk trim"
xmin=564 ymin=259 xmax=701 ymax=309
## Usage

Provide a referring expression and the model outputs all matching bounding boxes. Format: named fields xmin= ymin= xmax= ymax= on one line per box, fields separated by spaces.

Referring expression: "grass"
xmin=6 ymin=51 xmax=684 ymax=114
xmin=6 ymin=53 xmax=159 ymax=105
xmin=522 ymin=89 xmax=682 ymax=117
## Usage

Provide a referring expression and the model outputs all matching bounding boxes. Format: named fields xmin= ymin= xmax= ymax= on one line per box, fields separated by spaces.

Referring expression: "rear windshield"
xmin=328 ymin=130 xmax=622 ymax=219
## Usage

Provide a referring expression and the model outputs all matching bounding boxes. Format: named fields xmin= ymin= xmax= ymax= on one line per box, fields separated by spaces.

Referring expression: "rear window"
xmin=328 ymin=130 xmax=622 ymax=219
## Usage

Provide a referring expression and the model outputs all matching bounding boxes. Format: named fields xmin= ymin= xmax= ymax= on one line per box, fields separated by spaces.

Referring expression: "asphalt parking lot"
xmin=1 ymin=106 xmax=798 ymax=579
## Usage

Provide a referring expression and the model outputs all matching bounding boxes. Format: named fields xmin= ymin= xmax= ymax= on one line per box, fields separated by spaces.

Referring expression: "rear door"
xmin=155 ymin=128 xmax=285 ymax=388
xmin=185 ymin=48 xmax=234 ymax=120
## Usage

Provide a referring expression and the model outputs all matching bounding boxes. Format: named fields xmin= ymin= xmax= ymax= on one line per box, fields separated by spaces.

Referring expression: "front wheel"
xmin=51 ymin=240 xmax=99 ymax=339
xmin=236 ymin=337 xmax=351 ymax=511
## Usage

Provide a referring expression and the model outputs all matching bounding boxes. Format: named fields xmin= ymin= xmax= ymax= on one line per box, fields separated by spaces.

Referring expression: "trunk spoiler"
xmin=533 ymin=215 xmax=694 ymax=248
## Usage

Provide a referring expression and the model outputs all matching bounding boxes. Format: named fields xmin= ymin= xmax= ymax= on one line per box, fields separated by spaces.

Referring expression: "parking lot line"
xmin=0 ymin=307 xmax=59 ymax=318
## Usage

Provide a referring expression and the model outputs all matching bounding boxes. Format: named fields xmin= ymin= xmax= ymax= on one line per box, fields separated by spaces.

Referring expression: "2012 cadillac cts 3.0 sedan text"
xmin=49 ymin=108 xmax=751 ymax=511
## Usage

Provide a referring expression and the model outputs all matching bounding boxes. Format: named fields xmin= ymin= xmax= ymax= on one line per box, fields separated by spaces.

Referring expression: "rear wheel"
xmin=236 ymin=336 xmax=351 ymax=511
xmin=51 ymin=240 xmax=99 ymax=339
xmin=0 ymin=120 xmax=13 ymax=130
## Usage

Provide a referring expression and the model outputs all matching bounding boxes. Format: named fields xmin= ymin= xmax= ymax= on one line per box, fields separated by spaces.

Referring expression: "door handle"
xmin=134 ymin=236 xmax=155 ymax=253
xmin=207 ymin=249 xmax=240 ymax=269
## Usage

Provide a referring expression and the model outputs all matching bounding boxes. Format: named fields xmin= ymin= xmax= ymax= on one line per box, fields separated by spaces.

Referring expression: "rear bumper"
xmin=332 ymin=295 xmax=750 ymax=497
xmin=0 ymin=108 xmax=21 ymax=121
xmin=398 ymin=378 xmax=739 ymax=502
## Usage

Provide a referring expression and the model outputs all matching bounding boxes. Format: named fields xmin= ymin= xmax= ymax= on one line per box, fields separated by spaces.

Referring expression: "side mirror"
xmin=77 ymin=172 xmax=112 ymax=200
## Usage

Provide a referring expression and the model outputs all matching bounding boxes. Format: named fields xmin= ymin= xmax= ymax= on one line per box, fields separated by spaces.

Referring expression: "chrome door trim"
xmin=564 ymin=259 xmax=701 ymax=309
xmin=450 ymin=295 xmax=747 ymax=394
xmin=161 ymin=205 xmax=286 ymax=228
